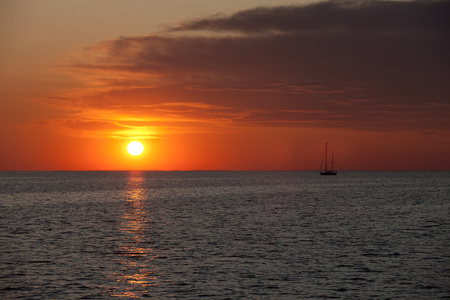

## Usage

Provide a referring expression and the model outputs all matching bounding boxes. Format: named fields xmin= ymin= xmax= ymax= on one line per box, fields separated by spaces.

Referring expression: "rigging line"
xmin=320 ymin=148 xmax=326 ymax=171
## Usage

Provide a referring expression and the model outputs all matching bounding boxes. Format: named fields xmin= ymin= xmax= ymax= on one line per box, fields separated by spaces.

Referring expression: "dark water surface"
xmin=1 ymin=171 xmax=449 ymax=299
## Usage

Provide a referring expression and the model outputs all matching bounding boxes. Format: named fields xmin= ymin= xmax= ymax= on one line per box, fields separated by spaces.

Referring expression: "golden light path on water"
xmin=111 ymin=172 xmax=160 ymax=298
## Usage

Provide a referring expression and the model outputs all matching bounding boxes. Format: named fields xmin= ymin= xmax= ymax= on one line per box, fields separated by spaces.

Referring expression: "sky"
xmin=1 ymin=0 xmax=449 ymax=171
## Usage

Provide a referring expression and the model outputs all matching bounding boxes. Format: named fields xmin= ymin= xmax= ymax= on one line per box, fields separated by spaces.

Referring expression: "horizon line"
xmin=1 ymin=169 xmax=449 ymax=172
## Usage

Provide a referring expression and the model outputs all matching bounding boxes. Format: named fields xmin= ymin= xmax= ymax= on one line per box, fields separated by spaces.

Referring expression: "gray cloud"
xmin=171 ymin=0 xmax=450 ymax=34
xmin=65 ymin=0 xmax=449 ymax=132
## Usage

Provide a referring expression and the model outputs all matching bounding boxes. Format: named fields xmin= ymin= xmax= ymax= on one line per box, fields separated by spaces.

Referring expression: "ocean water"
xmin=1 ymin=171 xmax=449 ymax=299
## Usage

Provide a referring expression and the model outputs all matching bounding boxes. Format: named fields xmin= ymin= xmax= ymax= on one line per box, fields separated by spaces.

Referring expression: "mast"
xmin=331 ymin=152 xmax=334 ymax=171
xmin=324 ymin=142 xmax=328 ymax=171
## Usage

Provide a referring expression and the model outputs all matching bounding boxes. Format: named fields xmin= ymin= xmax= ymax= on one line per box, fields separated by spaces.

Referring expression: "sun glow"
xmin=127 ymin=141 xmax=144 ymax=156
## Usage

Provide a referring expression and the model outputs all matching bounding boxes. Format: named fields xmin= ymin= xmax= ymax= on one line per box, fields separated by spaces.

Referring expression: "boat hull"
xmin=320 ymin=171 xmax=337 ymax=175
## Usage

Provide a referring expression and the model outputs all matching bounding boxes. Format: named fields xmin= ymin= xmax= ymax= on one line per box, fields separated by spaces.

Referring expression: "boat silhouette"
xmin=320 ymin=142 xmax=337 ymax=175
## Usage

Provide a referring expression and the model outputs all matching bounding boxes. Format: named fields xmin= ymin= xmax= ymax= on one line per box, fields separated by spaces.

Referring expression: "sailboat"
xmin=320 ymin=142 xmax=337 ymax=175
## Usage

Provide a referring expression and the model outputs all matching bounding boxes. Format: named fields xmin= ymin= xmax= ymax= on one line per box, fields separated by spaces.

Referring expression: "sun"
xmin=127 ymin=141 xmax=144 ymax=156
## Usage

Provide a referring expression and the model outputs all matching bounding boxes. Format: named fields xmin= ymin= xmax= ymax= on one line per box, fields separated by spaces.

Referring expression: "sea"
xmin=1 ymin=171 xmax=449 ymax=299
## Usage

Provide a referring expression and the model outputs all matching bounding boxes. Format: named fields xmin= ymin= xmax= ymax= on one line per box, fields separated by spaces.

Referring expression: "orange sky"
xmin=1 ymin=0 xmax=449 ymax=171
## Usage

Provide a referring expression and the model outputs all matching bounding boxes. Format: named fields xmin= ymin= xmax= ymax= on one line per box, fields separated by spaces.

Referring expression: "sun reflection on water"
xmin=110 ymin=171 xmax=161 ymax=298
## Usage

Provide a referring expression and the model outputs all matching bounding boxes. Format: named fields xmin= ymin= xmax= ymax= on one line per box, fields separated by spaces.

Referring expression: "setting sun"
xmin=127 ymin=141 xmax=144 ymax=156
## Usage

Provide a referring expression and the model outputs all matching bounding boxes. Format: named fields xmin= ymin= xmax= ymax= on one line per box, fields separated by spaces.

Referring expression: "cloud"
xmin=48 ymin=0 xmax=449 ymax=138
xmin=28 ymin=119 xmax=133 ymax=138
xmin=171 ymin=0 xmax=449 ymax=34
xmin=422 ymin=130 xmax=436 ymax=135
xmin=71 ymin=0 xmax=449 ymax=90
